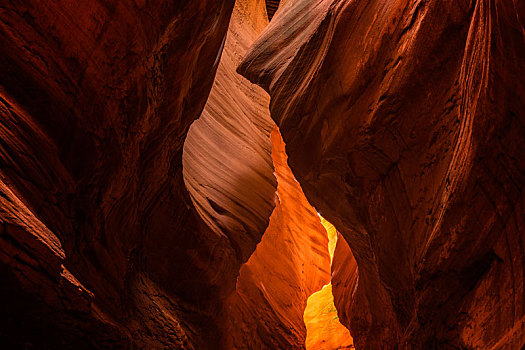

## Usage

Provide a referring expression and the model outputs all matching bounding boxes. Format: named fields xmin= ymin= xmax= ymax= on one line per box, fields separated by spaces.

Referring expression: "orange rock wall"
xmin=304 ymin=218 xmax=354 ymax=350
xmin=304 ymin=284 xmax=354 ymax=350
xmin=183 ymin=0 xmax=276 ymax=266
xmin=224 ymin=127 xmax=331 ymax=349
xmin=240 ymin=0 xmax=525 ymax=348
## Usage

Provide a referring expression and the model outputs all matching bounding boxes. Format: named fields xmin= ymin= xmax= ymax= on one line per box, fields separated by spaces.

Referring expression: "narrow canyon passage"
xmin=304 ymin=218 xmax=354 ymax=350
xmin=224 ymin=127 xmax=337 ymax=349
xmin=0 ymin=0 xmax=524 ymax=348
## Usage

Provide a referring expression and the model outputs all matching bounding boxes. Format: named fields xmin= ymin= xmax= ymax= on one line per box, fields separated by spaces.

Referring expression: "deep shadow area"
xmin=265 ymin=0 xmax=280 ymax=20
xmin=0 ymin=264 xmax=96 ymax=349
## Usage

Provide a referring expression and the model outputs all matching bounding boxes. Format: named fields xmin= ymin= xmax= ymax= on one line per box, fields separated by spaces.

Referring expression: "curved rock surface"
xmin=240 ymin=0 xmax=525 ymax=348
xmin=304 ymin=218 xmax=354 ymax=350
xmin=0 ymin=0 xmax=238 ymax=348
xmin=304 ymin=284 xmax=354 ymax=350
xmin=183 ymin=0 xmax=277 ymax=266
xmin=331 ymin=231 xmax=359 ymax=345
xmin=2 ymin=0 xmax=524 ymax=348
xmin=224 ymin=127 xmax=331 ymax=349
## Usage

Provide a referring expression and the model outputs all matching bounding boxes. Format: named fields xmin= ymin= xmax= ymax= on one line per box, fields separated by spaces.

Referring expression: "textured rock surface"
xmin=331 ymin=231 xmax=359 ymax=345
xmin=183 ymin=0 xmax=276 ymax=266
xmin=3 ymin=0 xmax=524 ymax=348
xmin=304 ymin=218 xmax=354 ymax=350
xmin=240 ymin=0 xmax=525 ymax=348
xmin=0 ymin=0 xmax=238 ymax=348
xmin=224 ymin=127 xmax=331 ymax=349
xmin=304 ymin=284 xmax=354 ymax=350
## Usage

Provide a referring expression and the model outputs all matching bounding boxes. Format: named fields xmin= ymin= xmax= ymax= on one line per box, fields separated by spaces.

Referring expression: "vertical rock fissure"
xmin=224 ymin=127 xmax=332 ymax=349
xmin=304 ymin=217 xmax=354 ymax=349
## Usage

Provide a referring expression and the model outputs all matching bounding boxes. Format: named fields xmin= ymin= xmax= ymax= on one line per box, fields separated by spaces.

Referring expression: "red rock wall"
xmin=304 ymin=218 xmax=354 ymax=350
xmin=224 ymin=127 xmax=331 ymax=349
xmin=240 ymin=0 xmax=525 ymax=348
xmin=183 ymin=0 xmax=277 ymax=267
xmin=331 ymin=232 xmax=359 ymax=345
xmin=0 ymin=0 xmax=238 ymax=348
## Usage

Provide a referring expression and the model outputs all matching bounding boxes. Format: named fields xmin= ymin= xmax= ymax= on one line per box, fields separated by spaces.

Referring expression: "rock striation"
xmin=224 ymin=127 xmax=331 ymax=349
xmin=240 ymin=0 xmax=525 ymax=348
xmin=2 ymin=0 xmax=524 ymax=348
xmin=304 ymin=218 xmax=354 ymax=350
xmin=0 ymin=0 xmax=241 ymax=348
xmin=183 ymin=0 xmax=277 ymax=272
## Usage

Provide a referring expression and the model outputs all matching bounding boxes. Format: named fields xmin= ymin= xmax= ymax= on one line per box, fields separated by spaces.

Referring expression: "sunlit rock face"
xmin=224 ymin=127 xmax=331 ymax=349
xmin=0 ymin=0 xmax=237 ymax=347
xmin=2 ymin=0 xmax=523 ymax=347
xmin=304 ymin=284 xmax=354 ymax=350
xmin=183 ymin=0 xmax=276 ymax=269
xmin=304 ymin=218 xmax=354 ymax=350
xmin=240 ymin=0 xmax=525 ymax=348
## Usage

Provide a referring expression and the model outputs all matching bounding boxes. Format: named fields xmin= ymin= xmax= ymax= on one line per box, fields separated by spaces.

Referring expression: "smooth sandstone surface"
xmin=304 ymin=284 xmax=354 ymax=350
xmin=240 ymin=0 xmax=525 ymax=348
xmin=1 ymin=0 xmax=524 ymax=348
xmin=183 ymin=0 xmax=277 ymax=269
xmin=224 ymin=127 xmax=331 ymax=349
xmin=304 ymin=218 xmax=354 ymax=350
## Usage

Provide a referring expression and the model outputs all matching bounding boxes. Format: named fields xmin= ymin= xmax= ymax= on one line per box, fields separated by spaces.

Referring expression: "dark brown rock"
xmin=224 ymin=127 xmax=331 ymax=349
xmin=0 ymin=0 xmax=237 ymax=347
xmin=240 ymin=0 xmax=525 ymax=347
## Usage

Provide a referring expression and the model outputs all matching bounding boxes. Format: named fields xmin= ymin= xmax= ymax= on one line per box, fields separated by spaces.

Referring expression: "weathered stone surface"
xmin=240 ymin=0 xmax=525 ymax=348
xmin=0 ymin=0 xmax=237 ymax=347
xmin=183 ymin=0 xmax=277 ymax=267
xmin=2 ymin=0 xmax=524 ymax=347
xmin=224 ymin=127 xmax=331 ymax=349
xmin=304 ymin=218 xmax=354 ymax=350
xmin=331 ymin=231 xmax=359 ymax=346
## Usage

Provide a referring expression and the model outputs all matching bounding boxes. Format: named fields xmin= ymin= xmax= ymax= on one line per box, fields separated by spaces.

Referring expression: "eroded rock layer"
xmin=304 ymin=218 xmax=354 ymax=350
xmin=183 ymin=0 xmax=276 ymax=266
xmin=331 ymin=231 xmax=359 ymax=345
xmin=224 ymin=127 xmax=331 ymax=349
xmin=0 ymin=0 xmax=239 ymax=348
xmin=240 ymin=0 xmax=525 ymax=348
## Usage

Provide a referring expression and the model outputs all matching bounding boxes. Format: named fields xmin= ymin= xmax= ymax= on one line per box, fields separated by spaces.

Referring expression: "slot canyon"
xmin=0 ymin=0 xmax=524 ymax=348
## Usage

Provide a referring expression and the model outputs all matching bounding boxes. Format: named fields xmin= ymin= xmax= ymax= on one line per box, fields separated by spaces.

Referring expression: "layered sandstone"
xmin=183 ymin=0 xmax=276 ymax=267
xmin=304 ymin=218 xmax=354 ymax=350
xmin=0 ymin=0 xmax=241 ymax=347
xmin=240 ymin=0 xmax=525 ymax=348
xmin=224 ymin=128 xmax=331 ymax=349
xmin=2 ymin=0 xmax=524 ymax=348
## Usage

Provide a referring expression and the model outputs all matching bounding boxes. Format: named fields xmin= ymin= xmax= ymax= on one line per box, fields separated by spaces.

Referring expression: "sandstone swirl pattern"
xmin=240 ymin=0 xmax=525 ymax=347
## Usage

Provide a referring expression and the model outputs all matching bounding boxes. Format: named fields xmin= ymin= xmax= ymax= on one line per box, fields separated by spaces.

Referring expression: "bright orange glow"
xmin=321 ymin=217 xmax=338 ymax=262
xmin=304 ymin=217 xmax=354 ymax=350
